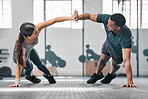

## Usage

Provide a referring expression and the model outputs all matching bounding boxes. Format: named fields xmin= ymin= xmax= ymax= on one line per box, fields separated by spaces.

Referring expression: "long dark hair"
xmin=15 ymin=22 xmax=35 ymax=67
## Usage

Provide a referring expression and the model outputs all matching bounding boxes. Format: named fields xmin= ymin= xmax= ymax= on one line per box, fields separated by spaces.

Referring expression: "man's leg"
xmin=110 ymin=60 xmax=120 ymax=75
xmin=100 ymin=60 xmax=120 ymax=84
xmin=87 ymin=53 xmax=110 ymax=84
xmin=95 ymin=53 xmax=111 ymax=75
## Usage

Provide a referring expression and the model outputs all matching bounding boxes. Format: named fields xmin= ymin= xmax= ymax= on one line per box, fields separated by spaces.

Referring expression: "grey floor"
xmin=0 ymin=76 xmax=148 ymax=99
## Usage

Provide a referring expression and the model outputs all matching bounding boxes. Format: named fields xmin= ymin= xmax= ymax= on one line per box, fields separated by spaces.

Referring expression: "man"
xmin=75 ymin=12 xmax=137 ymax=87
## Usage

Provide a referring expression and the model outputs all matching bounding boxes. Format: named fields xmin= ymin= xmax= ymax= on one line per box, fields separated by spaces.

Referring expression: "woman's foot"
xmin=43 ymin=74 xmax=56 ymax=84
xmin=25 ymin=75 xmax=41 ymax=84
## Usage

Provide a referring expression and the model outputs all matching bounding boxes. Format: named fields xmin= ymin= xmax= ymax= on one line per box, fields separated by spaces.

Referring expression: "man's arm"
xmin=78 ymin=13 xmax=98 ymax=22
xmin=122 ymin=48 xmax=137 ymax=87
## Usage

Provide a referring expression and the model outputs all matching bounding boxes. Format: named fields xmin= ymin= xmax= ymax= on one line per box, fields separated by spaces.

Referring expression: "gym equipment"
xmin=0 ymin=66 xmax=12 ymax=77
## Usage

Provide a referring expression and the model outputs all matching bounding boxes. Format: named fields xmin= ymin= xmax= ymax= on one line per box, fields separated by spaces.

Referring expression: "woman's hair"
xmin=15 ymin=22 xmax=35 ymax=67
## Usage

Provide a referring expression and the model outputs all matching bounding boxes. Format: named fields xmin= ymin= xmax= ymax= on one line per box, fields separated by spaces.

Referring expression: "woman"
xmin=10 ymin=10 xmax=78 ymax=87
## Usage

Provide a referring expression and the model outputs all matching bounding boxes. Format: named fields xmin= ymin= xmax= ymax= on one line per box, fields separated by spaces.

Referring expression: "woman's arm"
xmin=10 ymin=63 xmax=22 ymax=87
xmin=36 ymin=10 xmax=78 ymax=31
xmin=15 ymin=63 xmax=22 ymax=80
xmin=36 ymin=17 xmax=73 ymax=31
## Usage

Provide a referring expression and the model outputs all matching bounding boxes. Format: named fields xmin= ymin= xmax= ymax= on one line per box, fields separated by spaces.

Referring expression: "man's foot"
xmin=25 ymin=75 xmax=41 ymax=84
xmin=101 ymin=73 xmax=116 ymax=84
xmin=43 ymin=74 xmax=56 ymax=84
xmin=87 ymin=72 xmax=104 ymax=84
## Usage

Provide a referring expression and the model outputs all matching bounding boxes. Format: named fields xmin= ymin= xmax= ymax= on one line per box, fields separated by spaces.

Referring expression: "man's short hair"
xmin=110 ymin=13 xmax=126 ymax=28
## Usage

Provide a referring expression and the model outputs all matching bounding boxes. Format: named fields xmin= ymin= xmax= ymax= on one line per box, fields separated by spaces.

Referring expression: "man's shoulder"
xmin=122 ymin=25 xmax=132 ymax=35
xmin=97 ymin=14 xmax=111 ymax=24
xmin=97 ymin=14 xmax=111 ymax=19
xmin=97 ymin=14 xmax=111 ymax=16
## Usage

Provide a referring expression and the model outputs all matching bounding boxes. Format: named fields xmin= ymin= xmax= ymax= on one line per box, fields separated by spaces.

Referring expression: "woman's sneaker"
xmin=25 ymin=75 xmax=41 ymax=84
xmin=87 ymin=72 xmax=104 ymax=84
xmin=43 ymin=74 xmax=56 ymax=84
xmin=101 ymin=73 xmax=116 ymax=84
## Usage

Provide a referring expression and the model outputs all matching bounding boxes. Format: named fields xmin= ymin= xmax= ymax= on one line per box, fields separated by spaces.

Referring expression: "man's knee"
xmin=98 ymin=59 xmax=107 ymax=66
xmin=112 ymin=61 xmax=120 ymax=69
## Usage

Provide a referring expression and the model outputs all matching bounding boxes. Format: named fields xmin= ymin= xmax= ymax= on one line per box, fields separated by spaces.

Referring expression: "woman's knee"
xmin=24 ymin=65 xmax=33 ymax=71
xmin=25 ymin=60 xmax=33 ymax=71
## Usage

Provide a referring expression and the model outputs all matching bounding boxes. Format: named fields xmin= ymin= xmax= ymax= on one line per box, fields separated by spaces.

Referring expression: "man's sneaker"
xmin=101 ymin=73 xmax=116 ymax=84
xmin=87 ymin=72 xmax=104 ymax=84
xmin=43 ymin=74 xmax=56 ymax=84
xmin=25 ymin=75 xmax=41 ymax=84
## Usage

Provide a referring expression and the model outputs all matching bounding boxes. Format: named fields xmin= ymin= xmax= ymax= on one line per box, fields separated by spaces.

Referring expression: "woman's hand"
xmin=72 ymin=10 xmax=79 ymax=23
xmin=9 ymin=83 xmax=20 ymax=87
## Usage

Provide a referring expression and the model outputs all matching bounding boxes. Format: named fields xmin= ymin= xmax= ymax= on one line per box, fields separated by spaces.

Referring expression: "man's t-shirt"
xmin=96 ymin=14 xmax=132 ymax=61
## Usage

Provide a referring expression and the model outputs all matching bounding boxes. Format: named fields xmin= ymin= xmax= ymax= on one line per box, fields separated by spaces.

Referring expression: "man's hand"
xmin=123 ymin=81 xmax=137 ymax=87
xmin=9 ymin=83 xmax=20 ymax=87
xmin=72 ymin=10 xmax=79 ymax=23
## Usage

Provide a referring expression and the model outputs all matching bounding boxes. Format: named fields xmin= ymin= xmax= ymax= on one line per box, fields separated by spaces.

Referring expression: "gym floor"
xmin=0 ymin=77 xmax=148 ymax=99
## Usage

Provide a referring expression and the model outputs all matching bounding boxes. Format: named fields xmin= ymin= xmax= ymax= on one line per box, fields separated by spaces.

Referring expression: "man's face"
xmin=107 ymin=18 xmax=119 ymax=32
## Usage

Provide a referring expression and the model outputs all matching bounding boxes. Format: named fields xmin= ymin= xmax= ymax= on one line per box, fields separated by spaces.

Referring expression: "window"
xmin=103 ymin=0 xmax=148 ymax=29
xmin=33 ymin=0 xmax=83 ymax=29
xmin=0 ymin=0 xmax=11 ymax=28
xmin=142 ymin=0 xmax=148 ymax=28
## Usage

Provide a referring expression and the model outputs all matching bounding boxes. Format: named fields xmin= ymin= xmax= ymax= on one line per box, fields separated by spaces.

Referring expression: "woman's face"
xmin=27 ymin=26 xmax=39 ymax=40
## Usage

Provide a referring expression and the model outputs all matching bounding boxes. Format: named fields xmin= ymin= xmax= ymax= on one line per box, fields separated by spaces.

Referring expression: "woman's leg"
xmin=24 ymin=59 xmax=33 ymax=77
xmin=30 ymin=48 xmax=56 ymax=84
xmin=30 ymin=48 xmax=51 ymax=75
xmin=24 ymin=59 xmax=41 ymax=83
